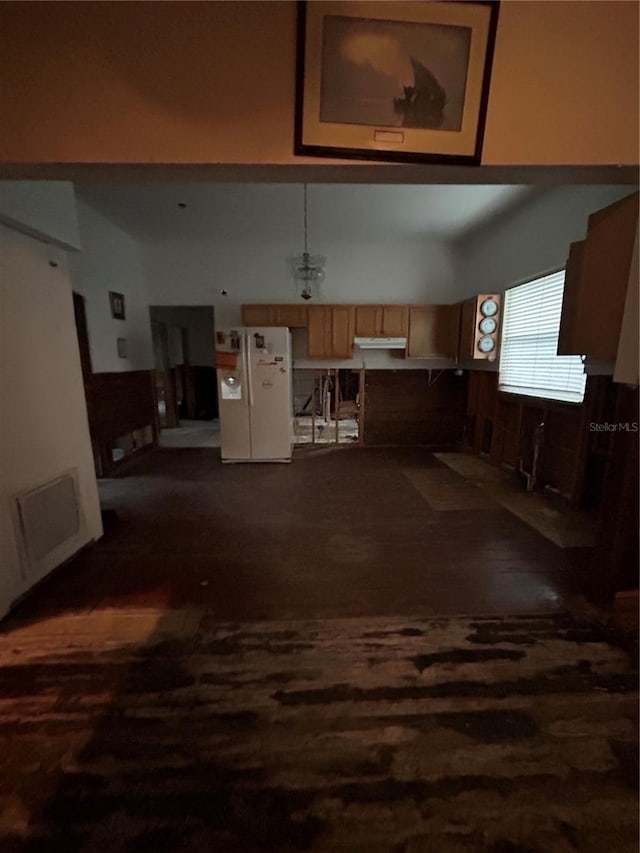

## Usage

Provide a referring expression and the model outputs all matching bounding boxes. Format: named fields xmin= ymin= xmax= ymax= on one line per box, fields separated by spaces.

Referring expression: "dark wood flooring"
xmin=1 ymin=447 xmax=636 ymax=853
xmin=6 ymin=447 xmax=589 ymax=628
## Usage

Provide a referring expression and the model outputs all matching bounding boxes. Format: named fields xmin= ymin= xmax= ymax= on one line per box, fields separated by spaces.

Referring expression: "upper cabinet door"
xmin=308 ymin=306 xmax=354 ymax=359
xmin=307 ymin=306 xmax=332 ymax=358
xmin=354 ymin=305 xmax=408 ymax=337
xmin=241 ymin=304 xmax=308 ymax=327
xmin=582 ymin=192 xmax=639 ymax=361
xmin=331 ymin=306 xmax=355 ymax=359
xmin=614 ymin=229 xmax=639 ymax=385
xmin=270 ymin=304 xmax=308 ymax=328
xmin=408 ymin=305 xmax=460 ymax=358
xmin=557 ymin=241 xmax=586 ymax=356
xmin=241 ymin=305 xmax=273 ymax=326
xmin=380 ymin=306 xmax=408 ymax=337
xmin=354 ymin=306 xmax=380 ymax=337
xmin=560 ymin=192 xmax=639 ymax=360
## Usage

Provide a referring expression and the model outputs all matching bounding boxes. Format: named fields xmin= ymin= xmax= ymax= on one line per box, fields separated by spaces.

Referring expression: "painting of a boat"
xmin=296 ymin=1 xmax=500 ymax=164
xmin=319 ymin=16 xmax=470 ymax=132
xmin=393 ymin=57 xmax=447 ymax=129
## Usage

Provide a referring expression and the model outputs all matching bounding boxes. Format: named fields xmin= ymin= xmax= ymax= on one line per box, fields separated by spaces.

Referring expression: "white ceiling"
xmin=75 ymin=183 xmax=534 ymax=244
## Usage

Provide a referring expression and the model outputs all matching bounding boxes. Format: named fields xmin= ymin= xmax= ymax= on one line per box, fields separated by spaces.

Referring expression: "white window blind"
xmin=499 ymin=269 xmax=586 ymax=404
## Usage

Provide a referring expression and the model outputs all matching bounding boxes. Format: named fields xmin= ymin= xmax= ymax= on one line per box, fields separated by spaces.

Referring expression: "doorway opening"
xmin=149 ymin=306 xmax=220 ymax=448
xmin=293 ymin=368 xmax=363 ymax=445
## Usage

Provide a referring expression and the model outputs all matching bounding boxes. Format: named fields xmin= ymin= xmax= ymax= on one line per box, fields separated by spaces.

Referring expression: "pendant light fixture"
xmin=292 ymin=184 xmax=325 ymax=300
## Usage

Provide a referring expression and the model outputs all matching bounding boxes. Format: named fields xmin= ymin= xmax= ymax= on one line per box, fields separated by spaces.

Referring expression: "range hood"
xmin=354 ymin=337 xmax=408 ymax=350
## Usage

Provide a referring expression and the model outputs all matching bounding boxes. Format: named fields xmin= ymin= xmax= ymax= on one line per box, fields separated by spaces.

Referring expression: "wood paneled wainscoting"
xmin=88 ymin=371 xmax=158 ymax=477
xmin=466 ymin=370 xmax=639 ymax=601
xmin=593 ymin=384 xmax=639 ymax=600
xmin=466 ymin=372 xmax=621 ymax=504
xmin=363 ymin=370 xmax=468 ymax=447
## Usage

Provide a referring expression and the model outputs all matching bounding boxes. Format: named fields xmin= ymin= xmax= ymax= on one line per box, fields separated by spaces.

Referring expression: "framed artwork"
xmin=109 ymin=291 xmax=126 ymax=320
xmin=294 ymin=1 xmax=500 ymax=165
xmin=117 ymin=337 xmax=128 ymax=359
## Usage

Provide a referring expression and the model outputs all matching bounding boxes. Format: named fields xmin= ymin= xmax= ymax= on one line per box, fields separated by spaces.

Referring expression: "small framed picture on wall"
xmin=117 ymin=337 xmax=128 ymax=359
xmin=109 ymin=291 xmax=126 ymax=320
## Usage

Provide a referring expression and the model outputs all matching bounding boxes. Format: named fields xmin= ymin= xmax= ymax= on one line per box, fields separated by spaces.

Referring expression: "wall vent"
xmin=13 ymin=470 xmax=85 ymax=581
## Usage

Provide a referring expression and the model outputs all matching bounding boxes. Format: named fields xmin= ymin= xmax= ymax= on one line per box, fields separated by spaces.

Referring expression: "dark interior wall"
xmin=148 ymin=306 xmax=215 ymax=367
xmin=492 ymin=394 xmax=589 ymax=499
xmin=363 ymin=370 xmax=468 ymax=446
xmin=73 ymin=293 xmax=158 ymax=476
xmin=89 ymin=371 xmax=158 ymax=476
xmin=593 ymin=385 xmax=639 ymax=599
xmin=465 ymin=371 xmax=632 ymax=506
xmin=466 ymin=369 xmax=639 ymax=599
xmin=148 ymin=306 xmax=218 ymax=421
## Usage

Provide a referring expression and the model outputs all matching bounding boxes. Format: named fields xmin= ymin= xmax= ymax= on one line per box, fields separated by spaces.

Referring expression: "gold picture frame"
xmin=295 ymin=0 xmax=500 ymax=165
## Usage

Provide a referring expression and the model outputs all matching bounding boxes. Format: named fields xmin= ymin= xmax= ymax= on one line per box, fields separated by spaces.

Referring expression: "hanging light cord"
xmin=293 ymin=183 xmax=324 ymax=299
xmin=303 ymin=183 xmax=309 ymax=258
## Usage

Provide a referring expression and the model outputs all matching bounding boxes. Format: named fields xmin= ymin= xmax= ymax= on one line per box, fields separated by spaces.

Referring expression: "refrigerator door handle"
xmin=245 ymin=332 xmax=254 ymax=407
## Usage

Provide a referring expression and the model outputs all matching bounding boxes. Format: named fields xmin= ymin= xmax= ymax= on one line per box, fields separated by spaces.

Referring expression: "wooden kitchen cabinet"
xmin=241 ymin=304 xmax=272 ymax=326
xmin=241 ymin=304 xmax=308 ymax=327
xmin=407 ymin=305 xmax=460 ymax=359
xmin=458 ymin=293 xmax=502 ymax=361
xmin=557 ymin=241 xmax=586 ymax=355
xmin=354 ymin=305 xmax=408 ymax=337
xmin=270 ymin=304 xmax=308 ymax=327
xmin=307 ymin=305 xmax=355 ymax=359
xmin=557 ymin=191 xmax=638 ymax=360
xmin=613 ymin=228 xmax=639 ymax=384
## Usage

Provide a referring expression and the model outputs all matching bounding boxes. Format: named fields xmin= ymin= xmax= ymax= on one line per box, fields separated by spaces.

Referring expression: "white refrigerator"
xmin=216 ymin=327 xmax=293 ymax=463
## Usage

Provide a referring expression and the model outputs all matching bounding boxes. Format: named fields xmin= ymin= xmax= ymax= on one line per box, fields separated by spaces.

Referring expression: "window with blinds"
xmin=499 ymin=269 xmax=586 ymax=404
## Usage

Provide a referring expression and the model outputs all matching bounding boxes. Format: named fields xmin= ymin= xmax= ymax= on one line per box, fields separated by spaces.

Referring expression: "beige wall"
xmin=0 ymin=1 xmax=637 ymax=168
xmin=0 ymin=225 xmax=103 ymax=619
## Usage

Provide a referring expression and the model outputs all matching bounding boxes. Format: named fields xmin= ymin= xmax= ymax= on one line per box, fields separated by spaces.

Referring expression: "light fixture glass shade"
xmin=292 ymin=251 xmax=325 ymax=300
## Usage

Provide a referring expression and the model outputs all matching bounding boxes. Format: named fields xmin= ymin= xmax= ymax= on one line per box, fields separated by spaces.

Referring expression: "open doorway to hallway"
xmin=149 ymin=306 xmax=220 ymax=448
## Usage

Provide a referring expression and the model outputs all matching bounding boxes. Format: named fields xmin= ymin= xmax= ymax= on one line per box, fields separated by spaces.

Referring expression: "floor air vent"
xmin=14 ymin=470 xmax=84 ymax=580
